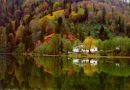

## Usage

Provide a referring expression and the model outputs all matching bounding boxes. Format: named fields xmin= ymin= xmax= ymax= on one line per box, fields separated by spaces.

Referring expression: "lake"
xmin=0 ymin=55 xmax=130 ymax=90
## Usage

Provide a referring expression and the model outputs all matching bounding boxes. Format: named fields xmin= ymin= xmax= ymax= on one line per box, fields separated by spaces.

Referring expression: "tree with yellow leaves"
xmin=83 ymin=36 xmax=96 ymax=54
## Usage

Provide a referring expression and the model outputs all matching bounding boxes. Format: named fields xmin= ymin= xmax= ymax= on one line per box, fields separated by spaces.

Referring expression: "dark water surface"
xmin=0 ymin=55 xmax=130 ymax=90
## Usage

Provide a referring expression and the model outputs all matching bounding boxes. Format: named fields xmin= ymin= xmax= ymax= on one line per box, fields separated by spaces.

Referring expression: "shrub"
xmin=62 ymin=39 xmax=72 ymax=53
xmin=99 ymin=36 xmax=130 ymax=56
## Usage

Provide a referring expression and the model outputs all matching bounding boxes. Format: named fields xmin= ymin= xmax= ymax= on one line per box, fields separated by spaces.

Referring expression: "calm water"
xmin=0 ymin=55 xmax=130 ymax=90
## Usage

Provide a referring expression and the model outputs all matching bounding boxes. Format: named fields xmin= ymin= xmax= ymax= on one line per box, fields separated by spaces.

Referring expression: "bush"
xmin=99 ymin=36 xmax=130 ymax=56
xmin=62 ymin=39 xmax=72 ymax=53
xmin=38 ymin=34 xmax=62 ymax=55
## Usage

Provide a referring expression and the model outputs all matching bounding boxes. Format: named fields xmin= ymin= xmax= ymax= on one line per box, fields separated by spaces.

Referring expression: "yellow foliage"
xmin=53 ymin=2 xmax=60 ymax=10
xmin=42 ymin=10 xmax=64 ymax=21
xmin=69 ymin=11 xmax=79 ymax=21
xmin=53 ymin=10 xmax=64 ymax=18
xmin=23 ymin=15 xmax=30 ymax=24
xmin=83 ymin=36 xmax=96 ymax=50
xmin=71 ymin=11 xmax=79 ymax=16
xmin=11 ymin=20 xmax=16 ymax=31
xmin=78 ymin=7 xmax=85 ymax=15
xmin=83 ymin=63 xmax=97 ymax=76
xmin=16 ymin=25 xmax=25 ymax=41
xmin=44 ymin=14 xmax=55 ymax=21
xmin=39 ymin=10 xmax=64 ymax=32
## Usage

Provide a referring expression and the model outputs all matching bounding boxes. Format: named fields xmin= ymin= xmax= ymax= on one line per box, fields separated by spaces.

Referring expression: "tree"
xmin=38 ymin=34 xmax=62 ymax=55
xmin=55 ymin=17 xmax=67 ymax=37
xmin=15 ymin=24 xmax=25 ymax=45
xmin=47 ymin=34 xmax=62 ymax=55
xmin=62 ymin=39 xmax=72 ymax=54
xmin=115 ymin=16 xmax=125 ymax=34
xmin=53 ymin=2 xmax=60 ymax=11
xmin=48 ymin=0 xmax=53 ymax=16
xmin=63 ymin=0 xmax=67 ymax=9
xmin=73 ymin=39 xmax=81 ymax=47
xmin=84 ymin=6 xmax=88 ymax=21
xmin=99 ymin=25 xmax=109 ymax=41
xmin=83 ymin=36 xmax=96 ymax=54
xmin=126 ymin=23 xmax=130 ymax=37
xmin=0 ymin=27 xmax=7 ymax=48
xmin=101 ymin=7 xmax=106 ymax=24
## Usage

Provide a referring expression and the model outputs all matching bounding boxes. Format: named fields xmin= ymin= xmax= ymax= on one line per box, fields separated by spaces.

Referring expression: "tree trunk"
xmin=89 ymin=49 xmax=91 ymax=54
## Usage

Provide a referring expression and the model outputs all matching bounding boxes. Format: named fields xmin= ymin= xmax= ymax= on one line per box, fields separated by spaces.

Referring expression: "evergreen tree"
xmin=101 ymin=7 xmax=106 ymax=24
xmin=84 ymin=6 xmax=89 ymax=21
xmin=99 ymin=25 xmax=109 ymax=41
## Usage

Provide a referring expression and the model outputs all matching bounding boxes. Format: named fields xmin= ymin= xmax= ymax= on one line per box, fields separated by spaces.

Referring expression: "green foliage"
xmin=38 ymin=43 xmax=47 ymax=54
xmin=95 ymin=39 xmax=102 ymax=49
xmin=38 ymin=34 xmax=73 ymax=54
xmin=38 ymin=34 xmax=62 ymax=55
xmin=99 ymin=36 xmax=130 ymax=56
xmin=100 ymin=39 xmax=113 ymax=51
xmin=73 ymin=39 xmax=82 ymax=47
xmin=62 ymin=39 xmax=72 ymax=53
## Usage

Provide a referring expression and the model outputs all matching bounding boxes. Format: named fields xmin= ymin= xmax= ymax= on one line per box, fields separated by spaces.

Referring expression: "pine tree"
xmin=101 ymin=7 xmax=106 ymax=24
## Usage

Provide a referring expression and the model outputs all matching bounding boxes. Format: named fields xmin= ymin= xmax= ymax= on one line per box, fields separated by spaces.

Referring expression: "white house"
xmin=73 ymin=45 xmax=84 ymax=53
xmin=73 ymin=45 xmax=98 ymax=53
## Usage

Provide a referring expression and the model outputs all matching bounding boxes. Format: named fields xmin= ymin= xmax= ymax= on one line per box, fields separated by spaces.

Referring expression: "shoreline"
xmin=0 ymin=53 xmax=130 ymax=59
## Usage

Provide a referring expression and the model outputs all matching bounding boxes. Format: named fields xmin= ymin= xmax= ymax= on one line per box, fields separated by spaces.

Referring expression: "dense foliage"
xmin=0 ymin=0 xmax=130 ymax=55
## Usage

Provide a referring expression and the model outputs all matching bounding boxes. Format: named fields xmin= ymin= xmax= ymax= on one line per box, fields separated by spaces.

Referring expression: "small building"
xmin=73 ymin=45 xmax=98 ymax=53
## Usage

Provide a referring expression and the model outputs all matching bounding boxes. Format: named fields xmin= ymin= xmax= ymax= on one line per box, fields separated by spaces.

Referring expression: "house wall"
xmin=73 ymin=46 xmax=98 ymax=53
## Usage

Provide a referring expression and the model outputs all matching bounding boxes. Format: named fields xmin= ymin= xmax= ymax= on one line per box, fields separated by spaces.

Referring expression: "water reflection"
xmin=73 ymin=58 xmax=98 ymax=66
xmin=73 ymin=58 xmax=98 ymax=76
xmin=0 ymin=55 xmax=130 ymax=90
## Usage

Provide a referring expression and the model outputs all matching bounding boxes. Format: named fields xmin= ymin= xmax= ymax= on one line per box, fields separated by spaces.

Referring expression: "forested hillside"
xmin=0 ymin=0 xmax=130 ymax=55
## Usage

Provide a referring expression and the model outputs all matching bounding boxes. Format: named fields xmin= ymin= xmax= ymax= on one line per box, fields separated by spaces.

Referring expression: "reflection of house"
xmin=73 ymin=58 xmax=98 ymax=76
xmin=73 ymin=45 xmax=98 ymax=53
xmin=73 ymin=59 xmax=98 ymax=66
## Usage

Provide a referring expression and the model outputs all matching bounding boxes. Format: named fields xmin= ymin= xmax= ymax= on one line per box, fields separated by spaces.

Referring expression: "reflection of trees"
xmin=98 ymin=72 xmax=126 ymax=90
xmin=1 ymin=55 xmax=53 ymax=89
xmin=82 ymin=58 xmax=98 ymax=76
xmin=83 ymin=63 xmax=97 ymax=76
xmin=98 ymin=58 xmax=130 ymax=77
xmin=22 ymin=57 xmax=34 ymax=87
xmin=97 ymin=58 xmax=130 ymax=90
xmin=0 ymin=56 xmax=7 ymax=81
xmin=1 ymin=56 xmax=130 ymax=90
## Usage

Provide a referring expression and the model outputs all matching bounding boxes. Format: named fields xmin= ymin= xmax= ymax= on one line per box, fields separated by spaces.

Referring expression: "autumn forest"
xmin=0 ymin=0 xmax=129 ymax=56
